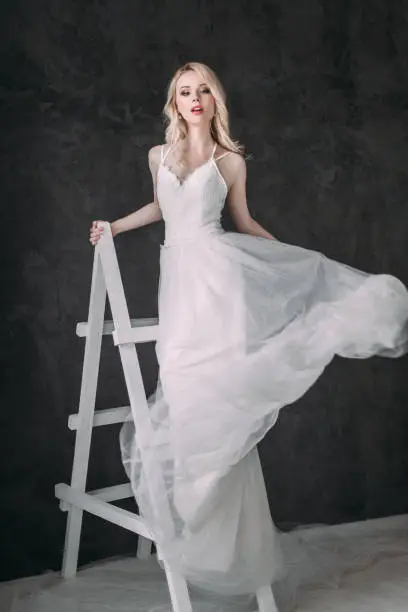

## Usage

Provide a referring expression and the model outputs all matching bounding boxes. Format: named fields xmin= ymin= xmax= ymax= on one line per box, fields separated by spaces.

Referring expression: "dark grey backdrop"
xmin=2 ymin=0 xmax=408 ymax=583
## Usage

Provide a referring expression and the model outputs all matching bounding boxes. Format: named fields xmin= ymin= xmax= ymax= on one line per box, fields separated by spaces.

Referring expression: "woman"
xmin=89 ymin=62 xmax=408 ymax=602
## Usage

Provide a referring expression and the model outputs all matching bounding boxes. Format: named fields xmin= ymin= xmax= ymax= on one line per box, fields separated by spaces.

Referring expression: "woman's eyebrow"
xmin=179 ymin=83 xmax=208 ymax=90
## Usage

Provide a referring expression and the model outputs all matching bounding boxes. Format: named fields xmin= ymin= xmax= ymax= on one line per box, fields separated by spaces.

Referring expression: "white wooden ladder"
xmin=55 ymin=222 xmax=279 ymax=612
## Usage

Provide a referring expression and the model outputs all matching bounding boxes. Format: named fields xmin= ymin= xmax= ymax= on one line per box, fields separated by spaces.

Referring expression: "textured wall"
xmin=2 ymin=0 xmax=408 ymax=582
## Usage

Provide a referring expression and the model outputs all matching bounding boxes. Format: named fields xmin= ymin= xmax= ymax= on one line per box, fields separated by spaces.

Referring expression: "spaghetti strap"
xmin=214 ymin=151 xmax=232 ymax=162
xmin=161 ymin=144 xmax=172 ymax=164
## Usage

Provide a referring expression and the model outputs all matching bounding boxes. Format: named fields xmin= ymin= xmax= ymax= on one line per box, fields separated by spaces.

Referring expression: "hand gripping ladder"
xmin=54 ymin=222 xmax=279 ymax=612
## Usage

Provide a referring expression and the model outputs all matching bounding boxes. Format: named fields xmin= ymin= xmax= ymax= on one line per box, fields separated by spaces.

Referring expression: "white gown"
xmin=120 ymin=142 xmax=408 ymax=600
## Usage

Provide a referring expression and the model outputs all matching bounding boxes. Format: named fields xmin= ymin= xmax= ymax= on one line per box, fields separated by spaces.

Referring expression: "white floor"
xmin=2 ymin=514 xmax=408 ymax=612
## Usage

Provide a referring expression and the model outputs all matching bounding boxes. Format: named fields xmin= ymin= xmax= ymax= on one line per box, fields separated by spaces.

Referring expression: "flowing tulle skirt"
xmin=120 ymin=231 xmax=408 ymax=600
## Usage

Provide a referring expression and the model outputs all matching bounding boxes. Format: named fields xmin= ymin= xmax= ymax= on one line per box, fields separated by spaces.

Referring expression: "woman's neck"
xmin=182 ymin=126 xmax=214 ymax=154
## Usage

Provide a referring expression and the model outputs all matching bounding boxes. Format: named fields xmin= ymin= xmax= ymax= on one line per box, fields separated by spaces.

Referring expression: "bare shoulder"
xmin=148 ymin=144 xmax=163 ymax=169
xmin=228 ymin=151 xmax=246 ymax=172
xmin=215 ymin=147 xmax=246 ymax=190
xmin=215 ymin=146 xmax=245 ymax=169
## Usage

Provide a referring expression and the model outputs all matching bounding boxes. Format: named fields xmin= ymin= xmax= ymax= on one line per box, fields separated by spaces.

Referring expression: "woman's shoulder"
xmin=148 ymin=144 xmax=174 ymax=172
xmin=214 ymin=146 xmax=246 ymax=174
xmin=215 ymin=144 xmax=244 ymax=162
xmin=148 ymin=144 xmax=165 ymax=164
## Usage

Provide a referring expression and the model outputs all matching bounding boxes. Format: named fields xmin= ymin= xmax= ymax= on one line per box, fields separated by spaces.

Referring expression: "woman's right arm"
xmin=90 ymin=145 xmax=163 ymax=245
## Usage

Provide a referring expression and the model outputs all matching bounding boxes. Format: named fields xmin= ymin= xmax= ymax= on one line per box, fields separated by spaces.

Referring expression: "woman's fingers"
xmin=90 ymin=222 xmax=105 ymax=235
xmin=91 ymin=220 xmax=104 ymax=231
xmin=89 ymin=220 xmax=105 ymax=246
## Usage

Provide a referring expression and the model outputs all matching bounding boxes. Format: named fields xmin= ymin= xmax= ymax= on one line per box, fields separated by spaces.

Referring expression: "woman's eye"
xmin=180 ymin=88 xmax=211 ymax=96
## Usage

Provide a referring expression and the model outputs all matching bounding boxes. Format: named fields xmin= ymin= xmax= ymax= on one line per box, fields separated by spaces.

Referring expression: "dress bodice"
xmin=157 ymin=143 xmax=229 ymax=247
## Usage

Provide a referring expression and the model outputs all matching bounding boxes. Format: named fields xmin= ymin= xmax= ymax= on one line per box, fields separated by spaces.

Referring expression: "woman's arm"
xmin=90 ymin=146 xmax=163 ymax=245
xmin=111 ymin=201 xmax=162 ymax=236
xmin=226 ymin=154 xmax=277 ymax=240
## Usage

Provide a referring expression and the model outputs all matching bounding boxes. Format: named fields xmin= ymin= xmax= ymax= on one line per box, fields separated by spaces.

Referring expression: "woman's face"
xmin=175 ymin=70 xmax=215 ymax=126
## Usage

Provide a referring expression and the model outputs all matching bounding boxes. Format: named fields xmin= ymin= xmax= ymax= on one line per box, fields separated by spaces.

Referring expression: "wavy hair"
xmin=162 ymin=62 xmax=245 ymax=167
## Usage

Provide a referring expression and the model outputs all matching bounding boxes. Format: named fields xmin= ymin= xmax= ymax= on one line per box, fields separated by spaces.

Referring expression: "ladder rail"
xmin=61 ymin=252 xmax=107 ymax=578
xmin=96 ymin=222 xmax=177 ymax=545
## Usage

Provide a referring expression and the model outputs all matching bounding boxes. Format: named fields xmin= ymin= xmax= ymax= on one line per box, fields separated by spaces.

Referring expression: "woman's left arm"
xmin=226 ymin=154 xmax=277 ymax=240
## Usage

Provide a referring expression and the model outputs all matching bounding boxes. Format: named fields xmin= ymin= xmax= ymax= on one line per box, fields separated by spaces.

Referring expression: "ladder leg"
xmin=62 ymin=505 xmax=85 ymax=578
xmin=62 ymin=253 xmax=107 ymax=578
xmin=162 ymin=559 xmax=192 ymax=612
xmin=136 ymin=535 xmax=153 ymax=559
xmin=256 ymin=585 xmax=279 ymax=612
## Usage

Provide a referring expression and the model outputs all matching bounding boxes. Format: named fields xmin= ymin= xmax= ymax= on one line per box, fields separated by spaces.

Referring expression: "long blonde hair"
xmin=162 ymin=62 xmax=245 ymax=166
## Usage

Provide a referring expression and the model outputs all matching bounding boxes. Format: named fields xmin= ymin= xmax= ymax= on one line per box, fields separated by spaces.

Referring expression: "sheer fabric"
xmin=120 ymin=142 xmax=408 ymax=597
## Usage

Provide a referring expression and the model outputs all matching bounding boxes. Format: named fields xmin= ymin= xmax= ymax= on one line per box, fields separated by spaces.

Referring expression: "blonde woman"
xmin=90 ymin=62 xmax=408 ymax=603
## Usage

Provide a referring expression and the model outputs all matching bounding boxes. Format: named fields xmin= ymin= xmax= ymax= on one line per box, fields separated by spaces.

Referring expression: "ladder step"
xmin=88 ymin=483 xmax=133 ymax=502
xmin=76 ymin=317 xmax=159 ymax=342
xmin=58 ymin=483 xmax=133 ymax=512
xmin=112 ymin=326 xmax=159 ymax=345
xmin=68 ymin=406 xmax=130 ymax=430
xmin=58 ymin=483 xmax=133 ymax=511
xmin=55 ymin=483 xmax=154 ymax=540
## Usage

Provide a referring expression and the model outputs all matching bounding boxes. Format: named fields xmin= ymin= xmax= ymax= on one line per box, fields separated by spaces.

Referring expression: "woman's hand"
xmin=89 ymin=220 xmax=107 ymax=246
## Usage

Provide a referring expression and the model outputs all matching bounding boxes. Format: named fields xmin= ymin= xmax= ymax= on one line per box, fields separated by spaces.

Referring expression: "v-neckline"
xmin=160 ymin=142 xmax=217 ymax=188
xmin=160 ymin=157 xmax=214 ymax=188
